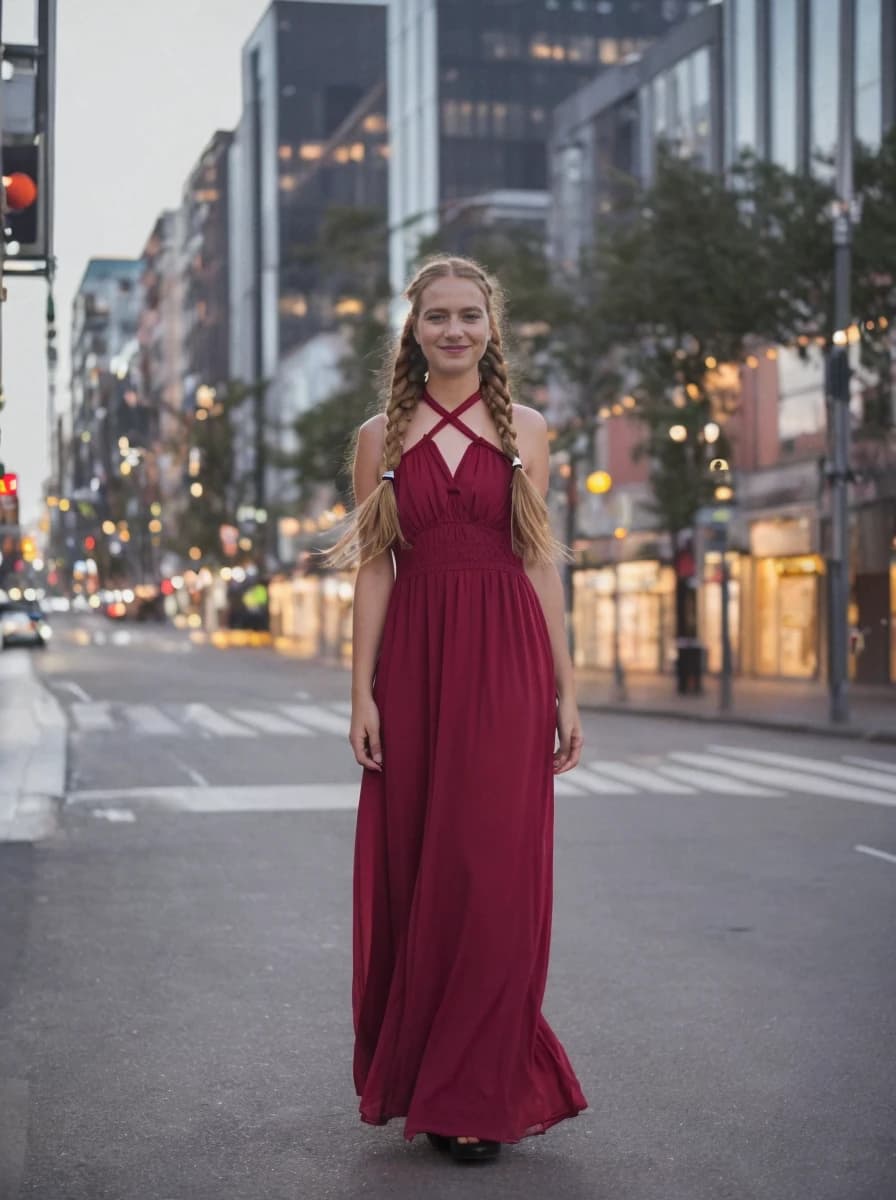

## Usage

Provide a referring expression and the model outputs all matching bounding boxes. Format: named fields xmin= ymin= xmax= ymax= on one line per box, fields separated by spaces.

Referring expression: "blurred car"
xmin=0 ymin=602 xmax=51 ymax=649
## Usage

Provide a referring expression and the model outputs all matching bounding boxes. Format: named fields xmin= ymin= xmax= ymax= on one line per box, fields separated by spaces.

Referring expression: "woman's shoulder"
xmin=357 ymin=412 xmax=387 ymax=452
xmin=512 ymin=403 xmax=548 ymax=434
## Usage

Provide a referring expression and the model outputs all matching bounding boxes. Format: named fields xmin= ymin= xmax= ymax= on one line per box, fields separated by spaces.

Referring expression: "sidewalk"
xmin=0 ymin=649 xmax=66 ymax=841
xmin=576 ymin=668 xmax=896 ymax=743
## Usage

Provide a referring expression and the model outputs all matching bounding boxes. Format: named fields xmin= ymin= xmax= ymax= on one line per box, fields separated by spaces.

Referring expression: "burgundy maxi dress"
xmin=352 ymin=390 xmax=588 ymax=1144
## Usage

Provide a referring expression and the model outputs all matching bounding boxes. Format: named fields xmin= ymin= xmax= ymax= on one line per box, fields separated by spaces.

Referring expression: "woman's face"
xmin=413 ymin=276 xmax=490 ymax=380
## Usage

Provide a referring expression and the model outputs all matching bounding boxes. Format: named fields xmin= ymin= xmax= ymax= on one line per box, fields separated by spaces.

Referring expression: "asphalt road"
xmin=1 ymin=614 xmax=895 ymax=1200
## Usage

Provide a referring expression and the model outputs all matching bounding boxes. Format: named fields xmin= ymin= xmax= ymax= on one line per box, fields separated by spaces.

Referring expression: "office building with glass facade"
xmin=550 ymin=0 xmax=896 ymax=684
xmin=388 ymin=0 xmax=710 ymax=303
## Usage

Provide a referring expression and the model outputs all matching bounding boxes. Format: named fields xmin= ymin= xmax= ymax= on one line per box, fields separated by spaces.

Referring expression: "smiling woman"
xmin=326 ymin=255 xmax=587 ymax=1164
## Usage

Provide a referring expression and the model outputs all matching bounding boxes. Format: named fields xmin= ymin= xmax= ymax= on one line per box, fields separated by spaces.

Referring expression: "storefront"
xmin=700 ymin=552 xmax=741 ymax=675
xmin=572 ymin=560 xmax=675 ymax=672
xmin=747 ymin=513 xmax=823 ymax=680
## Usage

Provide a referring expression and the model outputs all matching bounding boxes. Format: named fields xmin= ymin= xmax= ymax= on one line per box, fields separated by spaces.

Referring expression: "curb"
xmin=578 ymin=700 xmax=896 ymax=745
xmin=0 ymin=651 xmax=67 ymax=842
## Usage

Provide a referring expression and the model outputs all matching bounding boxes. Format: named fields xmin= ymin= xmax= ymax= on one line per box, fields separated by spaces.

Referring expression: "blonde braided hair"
xmin=325 ymin=255 xmax=562 ymax=567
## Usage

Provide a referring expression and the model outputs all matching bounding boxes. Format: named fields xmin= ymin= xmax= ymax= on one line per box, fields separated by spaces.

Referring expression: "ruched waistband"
xmin=396 ymin=522 xmax=524 ymax=577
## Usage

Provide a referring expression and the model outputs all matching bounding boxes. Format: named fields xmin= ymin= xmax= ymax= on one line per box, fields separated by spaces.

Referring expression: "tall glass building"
xmin=388 ymin=0 xmax=710 ymax=301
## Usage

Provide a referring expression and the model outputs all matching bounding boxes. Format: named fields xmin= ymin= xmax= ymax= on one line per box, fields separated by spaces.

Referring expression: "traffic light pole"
xmin=828 ymin=0 xmax=854 ymax=726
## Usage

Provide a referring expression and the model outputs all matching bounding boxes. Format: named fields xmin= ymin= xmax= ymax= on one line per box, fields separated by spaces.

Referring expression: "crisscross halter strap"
xmin=421 ymin=389 xmax=482 ymax=444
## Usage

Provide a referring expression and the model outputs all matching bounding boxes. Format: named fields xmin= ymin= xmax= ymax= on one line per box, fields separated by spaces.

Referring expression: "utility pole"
xmin=827 ymin=0 xmax=855 ymax=725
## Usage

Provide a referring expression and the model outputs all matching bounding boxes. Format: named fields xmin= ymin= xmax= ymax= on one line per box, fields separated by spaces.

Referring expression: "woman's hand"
xmin=350 ymin=694 xmax=383 ymax=772
xmin=553 ymin=695 xmax=584 ymax=775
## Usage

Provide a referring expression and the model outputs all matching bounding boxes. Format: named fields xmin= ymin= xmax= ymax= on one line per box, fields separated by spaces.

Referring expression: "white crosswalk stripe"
xmin=71 ymin=701 xmax=115 ymax=732
xmin=229 ymin=708 xmax=312 ymax=735
xmin=708 ymin=746 xmax=896 ymax=795
xmin=183 ymin=703 xmax=257 ymax=738
xmin=125 ymin=705 xmax=182 ymax=736
xmin=591 ymin=761 xmax=696 ymax=794
xmin=279 ymin=704 xmax=348 ymax=736
xmin=670 ymin=751 xmax=896 ymax=808
xmin=652 ymin=763 xmax=781 ymax=797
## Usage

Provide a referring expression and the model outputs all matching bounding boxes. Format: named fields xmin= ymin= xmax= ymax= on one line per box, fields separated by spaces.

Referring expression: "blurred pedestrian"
xmin=327 ymin=255 xmax=587 ymax=1164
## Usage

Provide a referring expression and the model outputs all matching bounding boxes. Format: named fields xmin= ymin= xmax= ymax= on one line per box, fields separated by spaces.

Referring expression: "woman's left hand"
xmin=553 ymin=695 xmax=584 ymax=774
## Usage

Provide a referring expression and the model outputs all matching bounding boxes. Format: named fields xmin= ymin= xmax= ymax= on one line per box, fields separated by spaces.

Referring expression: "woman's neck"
xmin=425 ymin=369 xmax=480 ymax=411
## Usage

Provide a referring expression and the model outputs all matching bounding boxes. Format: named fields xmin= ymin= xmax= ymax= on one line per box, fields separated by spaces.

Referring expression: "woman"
xmin=328 ymin=255 xmax=587 ymax=1164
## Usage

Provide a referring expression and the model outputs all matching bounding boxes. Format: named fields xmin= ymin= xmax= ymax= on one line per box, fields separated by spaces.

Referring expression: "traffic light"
xmin=2 ymin=143 xmax=42 ymax=259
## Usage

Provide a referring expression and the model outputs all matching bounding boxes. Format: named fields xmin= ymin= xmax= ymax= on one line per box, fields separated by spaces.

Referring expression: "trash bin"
xmin=675 ymin=641 xmax=704 ymax=695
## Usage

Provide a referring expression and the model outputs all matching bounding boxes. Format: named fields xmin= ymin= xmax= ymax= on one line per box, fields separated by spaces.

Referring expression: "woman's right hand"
xmin=350 ymin=694 xmax=383 ymax=772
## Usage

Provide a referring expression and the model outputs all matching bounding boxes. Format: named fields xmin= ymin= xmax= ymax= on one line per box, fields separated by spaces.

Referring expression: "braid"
xmin=478 ymin=331 xmax=518 ymax=461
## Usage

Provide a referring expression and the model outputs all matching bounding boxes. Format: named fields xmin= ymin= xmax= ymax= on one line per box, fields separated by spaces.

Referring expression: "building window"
xmin=733 ymin=0 xmax=757 ymax=153
xmin=482 ymin=31 xmax=522 ymax=60
xmin=809 ymin=0 xmax=838 ymax=174
xmin=298 ymin=143 xmax=324 ymax=161
xmin=770 ymin=0 xmax=798 ymax=170
xmin=855 ymin=0 xmax=882 ymax=149
xmin=777 ymin=346 xmax=826 ymax=444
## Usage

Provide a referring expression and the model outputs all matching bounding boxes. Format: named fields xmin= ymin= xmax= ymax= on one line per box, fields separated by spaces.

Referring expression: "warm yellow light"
xmin=150 ymin=502 xmax=162 ymax=516
xmin=118 ymin=436 xmax=129 ymax=451
xmin=709 ymin=457 xmax=730 ymax=472
xmin=120 ymin=461 xmax=132 ymax=476
xmin=622 ymin=394 xmax=636 ymax=409
xmin=335 ymin=297 xmax=364 ymax=316
xmin=746 ymin=354 xmax=759 ymax=368
xmin=613 ymin=526 xmax=627 ymax=540
xmin=558 ymin=463 xmax=572 ymax=479
xmin=190 ymin=482 xmax=203 ymax=498
xmin=705 ymin=356 xmax=717 ymax=369
xmin=196 ymin=385 xmax=216 ymax=408
xmin=598 ymin=406 xmax=611 ymax=419
xmin=47 ymin=495 xmax=58 ymax=507
xmin=189 ymin=546 xmax=202 ymax=561
xmin=847 ymin=324 xmax=860 ymax=343
xmin=102 ymin=520 xmax=116 ymax=535
xmin=238 ymin=537 xmax=252 ymax=551
xmin=832 ymin=329 xmax=848 ymax=346
xmin=685 ymin=383 xmax=700 ymax=400
xmin=669 ymin=424 xmax=688 ymax=443
xmin=879 ymin=316 xmax=889 ymax=330
xmin=148 ymin=519 xmax=162 ymax=534
xmin=196 ymin=409 xmax=209 ymax=421
xmin=611 ymin=403 xmax=623 ymax=416
xmin=703 ymin=421 xmax=721 ymax=444
xmin=586 ymin=470 xmax=613 ymax=495
xmin=766 ymin=347 xmax=778 ymax=359
xmin=714 ymin=485 xmax=734 ymax=501
xmin=119 ymin=529 xmax=131 ymax=543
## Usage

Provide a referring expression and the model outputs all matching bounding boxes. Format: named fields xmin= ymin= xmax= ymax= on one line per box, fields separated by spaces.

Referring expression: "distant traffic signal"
xmin=2 ymin=143 xmax=41 ymax=256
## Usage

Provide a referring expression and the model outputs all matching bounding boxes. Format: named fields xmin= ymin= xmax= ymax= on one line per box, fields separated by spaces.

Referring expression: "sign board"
xmin=696 ymin=504 xmax=733 ymax=528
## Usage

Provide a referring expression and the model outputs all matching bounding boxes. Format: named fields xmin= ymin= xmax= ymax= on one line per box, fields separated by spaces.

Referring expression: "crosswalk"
xmin=67 ymin=699 xmax=353 ymax=740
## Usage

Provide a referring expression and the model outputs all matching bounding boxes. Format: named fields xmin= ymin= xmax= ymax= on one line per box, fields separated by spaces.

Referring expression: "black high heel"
xmin=425 ymin=1132 xmax=451 ymax=1152
xmin=448 ymin=1136 xmax=501 ymax=1163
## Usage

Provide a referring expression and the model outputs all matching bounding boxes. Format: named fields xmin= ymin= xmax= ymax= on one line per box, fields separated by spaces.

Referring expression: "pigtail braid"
xmin=479 ymin=330 xmax=565 ymax=567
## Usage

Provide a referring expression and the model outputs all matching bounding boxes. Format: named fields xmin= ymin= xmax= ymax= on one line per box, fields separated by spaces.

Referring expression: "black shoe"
xmin=425 ymin=1132 xmax=451 ymax=1153
xmin=448 ymin=1137 xmax=501 ymax=1163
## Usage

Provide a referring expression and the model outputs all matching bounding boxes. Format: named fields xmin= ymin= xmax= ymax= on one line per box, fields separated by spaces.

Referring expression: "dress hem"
xmin=358 ymin=1101 xmax=588 ymax=1145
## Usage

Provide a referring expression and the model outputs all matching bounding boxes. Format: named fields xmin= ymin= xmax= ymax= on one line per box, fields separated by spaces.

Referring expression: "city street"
xmin=0 ymin=616 xmax=894 ymax=1199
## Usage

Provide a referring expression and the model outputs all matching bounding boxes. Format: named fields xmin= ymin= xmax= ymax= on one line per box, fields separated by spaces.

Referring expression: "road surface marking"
xmin=854 ymin=844 xmax=896 ymax=865
xmin=56 ymin=679 xmax=92 ymax=702
xmin=569 ymin=765 xmax=636 ymax=794
xmin=230 ymin=708 xmax=313 ymax=735
xmin=170 ymin=757 xmax=209 ymax=787
xmin=71 ymin=702 xmax=115 ymax=733
xmin=843 ymin=756 xmax=896 ymax=776
xmin=554 ymin=776 xmax=590 ymax=795
xmin=183 ymin=703 xmax=257 ymax=738
xmin=669 ymin=752 xmax=896 ymax=807
xmin=70 ymin=784 xmax=360 ymax=813
xmin=707 ymin=746 xmax=896 ymax=795
xmin=653 ymin=763 xmax=781 ymax=796
xmin=331 ymin=701 xmax=353 ymax=716
xmin=593 ymin=761 xmax=696 ymax=794
xmin=90 ymin=808 xmax=136 ymax=822
xmin=279 ymin=704 xmax=348 ymax=735
xmin=125 ymin=705 xmax=182 ymax=736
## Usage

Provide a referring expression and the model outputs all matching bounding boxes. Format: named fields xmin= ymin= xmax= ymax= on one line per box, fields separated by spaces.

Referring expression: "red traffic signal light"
xmin=84 ymin=535 xmax=96 ymax=551
xmin=0 ymin=472 xmax=18 ymax=495
xmin=3 ymin=172 xmax=37 ymax=212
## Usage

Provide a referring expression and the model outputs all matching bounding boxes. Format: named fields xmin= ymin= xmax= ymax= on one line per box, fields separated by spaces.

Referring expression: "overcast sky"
xmin=2 ymin=0 xmax=277 ymax=524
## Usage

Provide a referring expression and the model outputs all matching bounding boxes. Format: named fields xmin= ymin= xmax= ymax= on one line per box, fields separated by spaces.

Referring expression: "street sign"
xmin=695 ymin=504 xmax=733 ymax=528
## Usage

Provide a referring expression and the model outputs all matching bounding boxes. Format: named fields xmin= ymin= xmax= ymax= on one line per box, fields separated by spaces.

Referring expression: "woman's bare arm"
xmin=348 ymin=415 xmax=394 ymax=771
xmin=519 ymin=408 xmax=583 ymax=773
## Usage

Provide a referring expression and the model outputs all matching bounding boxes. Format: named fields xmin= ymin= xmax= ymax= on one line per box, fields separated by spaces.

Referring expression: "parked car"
xmin=0 ymin=602 xmax=52 ymax=649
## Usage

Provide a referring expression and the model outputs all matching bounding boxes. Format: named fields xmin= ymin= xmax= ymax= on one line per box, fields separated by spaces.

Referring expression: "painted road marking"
xmin=594 ymin=761 xmax=696 ymax=794
xmin=230 ymin=708 xmax=313 ymax=735
xmin=854 ymin=844 xmax=896 ymax=865
xmin=708 ymin=746 xmax=896 ymax=795
xmin=279 ymin=704 xmax=348 ymax=735
xmin=125 ymin=705 xmax=182 ymax=736
xmin=183 ymin=703 xmax=257 ymax=738
xmin=652 ymin=763 xmax=781 ymax=797
xmin=670 ymin=752 xmax=896 ymax=808
xmin=70 ymin=783 xmax=361 ymax=813
xmin=70 ymin=702 xmax=115 ymax=733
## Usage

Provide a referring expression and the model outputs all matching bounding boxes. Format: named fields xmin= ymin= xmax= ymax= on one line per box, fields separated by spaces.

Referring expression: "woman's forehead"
xmin=419 ymin=276 xmax=487 ymax=311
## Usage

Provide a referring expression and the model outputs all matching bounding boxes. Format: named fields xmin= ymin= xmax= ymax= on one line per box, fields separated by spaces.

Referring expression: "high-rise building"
xmin=387 ymin=0 xmax=709 ymax=300
xmin=227 ymin=0 xmax=388 ymax=508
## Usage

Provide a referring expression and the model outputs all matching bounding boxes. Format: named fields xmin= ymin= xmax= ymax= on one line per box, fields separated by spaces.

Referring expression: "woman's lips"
xmin=439 ymin=345 xmax=469 ymax=354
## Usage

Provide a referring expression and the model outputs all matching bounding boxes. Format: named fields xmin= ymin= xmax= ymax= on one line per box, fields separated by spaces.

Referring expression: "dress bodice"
xmin=392 ymin=391 xmax=522 ymax=577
